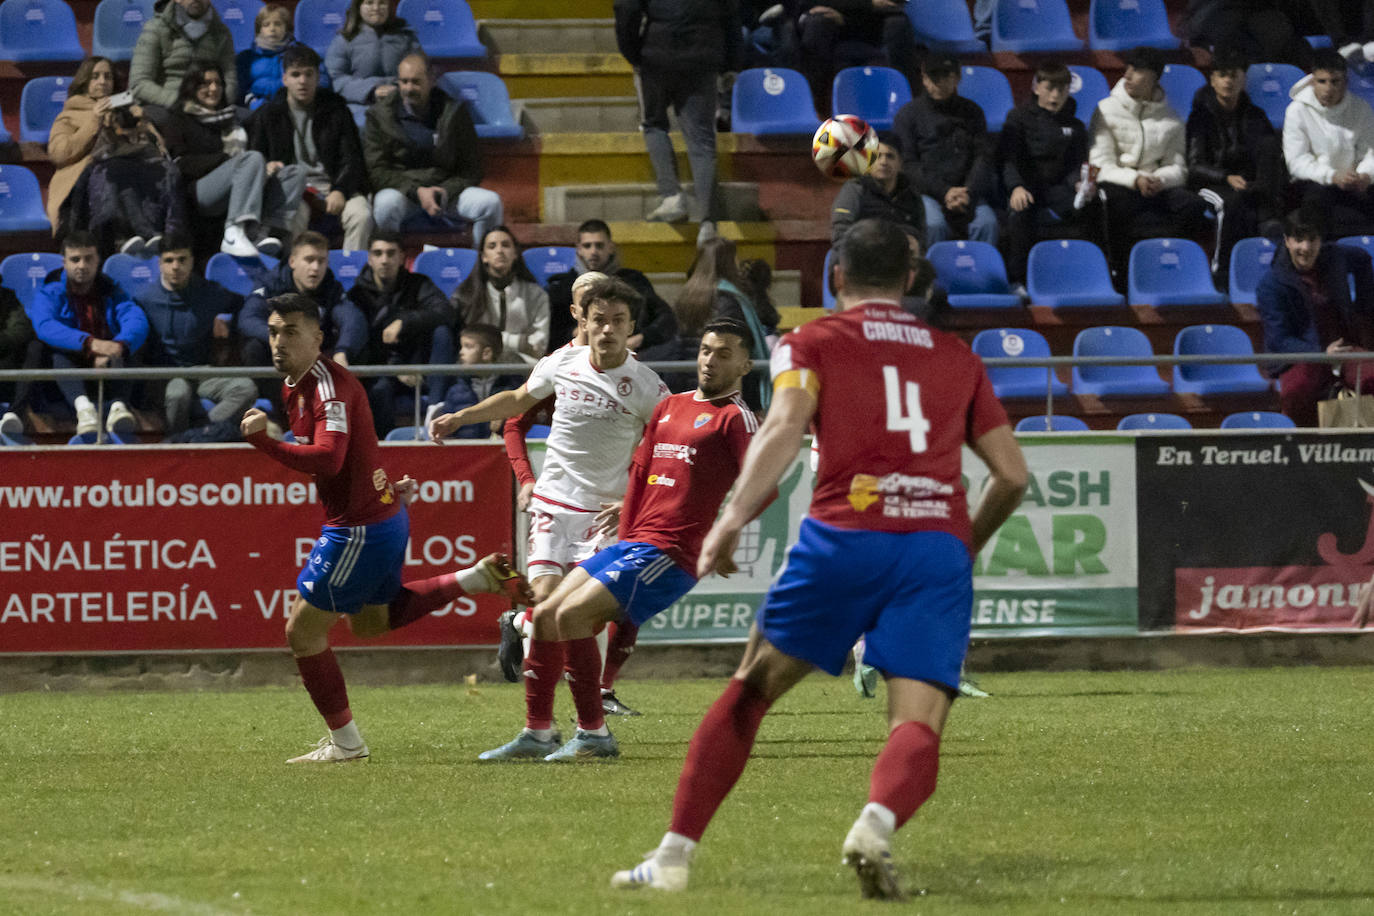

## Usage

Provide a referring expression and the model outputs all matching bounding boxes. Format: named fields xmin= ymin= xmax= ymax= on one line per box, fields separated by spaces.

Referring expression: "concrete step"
xmin=543 ymin=182 xmax=765 ymax=223
xmin=646 ymin=270 xmax=803 ymax=311
xmin=519 ymin=95 xmax=642 ymax=133
xmin=481 ymin=19 xmax=617 ymax=55
xmin=470 ymin=0 xmax=612 ymax=19
xmin=496 ymin=53 xmax=634 ymax=99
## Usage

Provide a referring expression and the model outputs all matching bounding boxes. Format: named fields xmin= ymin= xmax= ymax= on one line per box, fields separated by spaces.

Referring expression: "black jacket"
xmin=830 ymin=172 xmax=926 ymax=245
xmin=614 ymin=0 xmax=741 ymax=74
xmin=1185 ymin=85 xmax=1283 ymax=189
xmin=246 ymin=88 xmax=369 ymax=197
xmin=347 ymin=265 xmax=456 ymax=364
xmin=362 ymin=88 xmax=481 ymax=201
xmin=998 ymin=97 xmax=1088 ymax=200
xmin=893 ymin=93 xmax=995 ymax=205
xmin=1256 ymin=244 xmax=1374 ymax=374
xmin=545 ymin=266 xmax=677 ymax=352
xmin=143 ymin=105 xmax=232 ymax=180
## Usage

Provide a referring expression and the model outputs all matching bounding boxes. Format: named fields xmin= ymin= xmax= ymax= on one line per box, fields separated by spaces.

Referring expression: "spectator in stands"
xmin=28 ymin=231 xmax=148 ymax=437
xmin=46 ymin=57 xmax=118 ymax=232
xmin=135 ymin=231 xmax=256 ymax=439
xmin=147 ymin=63 xmax=307 ymax=258
xmin=246 ymin=45 xmax=372 ymax=252
xmin=430 ymin=323 xmax=524 ymax=438
xmin=1283 ymin=48 xmax=1374 ymax=239
xmin=1308 ymin=0 xmax=1374 ymax=65
xmin=1186 ymin=48 xmax=1286 ymax=278
xmin=451 ymin=226 xmax=549 ymax=364
xmin=326 ymin=0 xmax=421 ymax=122
xmin=614 ymin=0 xmax=739 ymax=246
xmin=1089 ymin=46 xmax=1210 ymax=282
xmin=0 ymin=285 xmax=41 ymax=440
xmin=348 ymin=230 xmax=457 ymax=435
xmin=740 ymin=0 xmax=801 ymax=70
xmin=894 ymin=54 xmax=999 ymax=250
xmin=1180 ymin=0 xmax=1313 ymax=70
xmin=237 ymin=4 xmax=330 ymax=109
xmin=830 ymin=132 xmax=926 ymax=250
xmin=795 ymin=1 xmax=919 ymax=115
xmin=545 ymin=219 xmax=677 ymax=353
xmin=998 ymin=62 xmax=1095 ymax=289
xmin=364 ymin=52 xmax=504 ymax=249
xmin=130 ymin=0 xmax=238 ymax=109
xmin=1257 ymin=208 xmax=1374 ymax=426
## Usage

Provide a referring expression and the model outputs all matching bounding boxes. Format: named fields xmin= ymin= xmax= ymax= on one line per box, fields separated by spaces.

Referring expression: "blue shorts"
xmin=758 ymin=518 xmax=973 ymax=691
xmin=578 ymin=541 xmax=697 ymax=626
xmin=296 ymin=508 xmax=409 ymax=615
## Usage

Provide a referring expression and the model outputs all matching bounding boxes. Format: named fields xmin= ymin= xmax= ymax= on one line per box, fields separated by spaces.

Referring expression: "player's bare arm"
xmin=968 ymin=424 xmax=1030 ymax=555
xmin=429 ymin=384 xmax=540 ymax=441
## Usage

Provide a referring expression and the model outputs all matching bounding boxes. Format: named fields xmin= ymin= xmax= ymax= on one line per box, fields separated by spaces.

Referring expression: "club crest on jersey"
xmin=694 ymin=412 xmax=711 ymax=428
xmin=617 ymin=377 xmax=633 ymax=397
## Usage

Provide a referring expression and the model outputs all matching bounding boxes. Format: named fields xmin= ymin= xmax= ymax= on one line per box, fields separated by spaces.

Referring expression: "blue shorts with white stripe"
xmin=578 ymin=541 xmax=697 ymax=626
xmin=296 ymin=508 xmax=409 ymax=615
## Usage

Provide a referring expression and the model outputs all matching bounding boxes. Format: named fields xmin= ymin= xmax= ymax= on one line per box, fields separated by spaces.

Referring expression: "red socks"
xmin=669 ymin=678 xmax=772 ymax=842
xmin=565 ymin=636 xmax=606 ymax=731
xmin=295 ymin=648 xmax=352 ymax=730
xmin=523 ymin=637 xmax=566 ymax=731
xmin=387 ymin=572 xmax=466 ymax=630
xmin=601 ymin=620 xmax=639 ymax=689
xmin=868 ymin=721 xmax=940 ymax=829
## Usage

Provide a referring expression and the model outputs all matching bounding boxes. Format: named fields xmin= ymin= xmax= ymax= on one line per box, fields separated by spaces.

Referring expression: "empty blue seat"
xmin=396 ymin=0 xmax=484 ymax=57
xmin=1068 ymin=66 xmax=1109 ymax=121
xmin=522 ymin=246 xmax=577 ymax=289
xmin=821 ymin=248 xmax=836 ymax=310
xmin=1159 ymin=63 xmax=1205 ymax=118
xmin=831 ymin=66 xmax=911 ymax=131
xmin=1088 ymin=0 xmax=1178 ymax=50
xmin=1 ymin=252 xmax=63 ymax=308
xmin=438 ymin=71 xmax=523 ymax=139
xmin=1220 ymin=410 xmax=1295 ymax=429
xmin=971 ymin=328 xmax=1069 ymax=398
xmin=19 ymin=76 xmax=71 ymax=144
xmin=1128 ymin=238 xmax=1228 ymax=307
xmin=0 ymin=0 xmax=85 ymax=62
xmin=212 ymin=0 xmax=264 ymax=51
xmin=928 ymin=241 xmax=1022 ymax=308
xmin=413 ymin=247 xmax=477 ymax=296
xmin=295 ymin=0 xmax=348 ymax=53
xmin=329 ymin=249 xmax=368 ymax=291
xmin=1172 ymin=324 xmax=1271 ymax=395
xmin=1117 ymin=412 xmax=1191 ymax=430
xmin=1247 ymin=63 xmax=1304 ymax=130
xmin=904 ymin=0 xmax=983 ymax=53
xmin=93 ymin=0 xmax=155 ymax=61
xmin=1027 ymin=239 xmax=1125 ymax=307
xmin=731 ymin=68 xmax=820 ymax=135
xmin=959 ymin=66 xmax=1014 ymax=133
xmin=384 ymin=425 xmax=426 ymax=441
xmin=1016 ymin=414 xmax=1090 ymax=432
xmin=1072 ymin=325 xmax=1170 ymax=396
xmin=102 ymin=253 xmax=158 ymax=295
xmin=1339 ymin=235 xmax=1374 ymax=262
xmin=1228 ymin=237 xmax=1276 ymax=304
xmin=0 ymin=166 xmax=51 ymax=233
xmin=204 ymin=252 xmax=277 ymax=297
xmin=992 ymin=0 xmax=1083 ymax=53
xmin=0 ymin=101 xmax=9 ymax=144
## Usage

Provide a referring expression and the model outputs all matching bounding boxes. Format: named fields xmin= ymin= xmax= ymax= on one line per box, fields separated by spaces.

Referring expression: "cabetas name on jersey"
xmin=862 ymin=321 xmax=933 ymax=348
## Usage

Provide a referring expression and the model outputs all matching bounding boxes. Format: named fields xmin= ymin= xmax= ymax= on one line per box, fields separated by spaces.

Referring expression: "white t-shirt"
xmin=525 ymin=345 xmax=669 ymax=510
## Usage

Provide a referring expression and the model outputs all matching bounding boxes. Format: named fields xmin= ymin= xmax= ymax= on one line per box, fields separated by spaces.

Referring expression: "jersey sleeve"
xmin=503 ymin=397 xmax=551 ymax=488
xmin=770 ymin=326 xmax=822 ymax=397
xmin=965 ymin=360 xmax=1011 ymax=443
xmin=247 ymin=402 xmax=348 ymax=477
xmin=524 ymin=352 xmax=560 ymax=400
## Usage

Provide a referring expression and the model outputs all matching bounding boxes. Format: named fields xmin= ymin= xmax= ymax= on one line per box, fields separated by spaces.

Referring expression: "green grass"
xmin=3 ymin=667 xmax=1374 ymax=914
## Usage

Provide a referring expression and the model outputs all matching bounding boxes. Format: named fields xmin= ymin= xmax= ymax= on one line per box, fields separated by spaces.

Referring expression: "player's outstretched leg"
xmin=388 ymin=553 xmax=534 ymax=632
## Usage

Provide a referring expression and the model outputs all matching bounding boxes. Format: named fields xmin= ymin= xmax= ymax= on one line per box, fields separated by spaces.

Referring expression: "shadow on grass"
xmin=997 ymin=689 xmax=1188 ymax=699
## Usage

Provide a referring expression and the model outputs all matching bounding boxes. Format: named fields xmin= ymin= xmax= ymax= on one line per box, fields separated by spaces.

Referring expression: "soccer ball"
xmin=811 ymin=115 xmax=879 ymax=181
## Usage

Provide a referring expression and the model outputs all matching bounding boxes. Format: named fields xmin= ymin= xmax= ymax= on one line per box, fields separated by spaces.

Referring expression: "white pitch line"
xmin=0 ymin=875 xmax=243 ymax=915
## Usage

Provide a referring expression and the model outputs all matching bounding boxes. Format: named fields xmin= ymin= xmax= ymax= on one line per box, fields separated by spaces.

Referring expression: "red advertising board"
xmin=0 ymin=444 xmax=515 ymax=652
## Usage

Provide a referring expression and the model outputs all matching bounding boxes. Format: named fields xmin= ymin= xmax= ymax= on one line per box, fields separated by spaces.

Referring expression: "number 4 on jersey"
xmin=883 ymin=365 xmax=930 ymax=453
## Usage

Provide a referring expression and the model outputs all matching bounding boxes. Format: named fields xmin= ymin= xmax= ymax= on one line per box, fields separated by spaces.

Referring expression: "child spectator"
xmin=237 ymin=4 xmax=331 ymax=109
xmin=326 ymin=0 xmax=421 ymax=122
xmin=429 ymin=323 xmax=524 ymax=439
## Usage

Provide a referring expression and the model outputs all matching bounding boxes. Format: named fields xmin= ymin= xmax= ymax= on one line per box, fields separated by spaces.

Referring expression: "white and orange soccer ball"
xmin=811 ymin=115 xmax=879 ymax=181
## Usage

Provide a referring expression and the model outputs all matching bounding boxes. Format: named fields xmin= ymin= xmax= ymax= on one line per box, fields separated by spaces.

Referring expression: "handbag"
xmin=1317 ymin=385 xmax=1374 ymax=428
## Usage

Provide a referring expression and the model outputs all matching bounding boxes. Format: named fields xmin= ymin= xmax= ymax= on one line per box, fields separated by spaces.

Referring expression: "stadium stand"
xmin=1088 ymin=0 xmax=1179 ymax=51
xmin=1220 ymin=410 xmax=1296 ymax=429
xmin=1071 ymin=326 xmax=1171 ymax=396
xmin=204 ymin=252 xmax=278 ymax=297
xmin=0 ymin=252 xmax=63 ymax=309
xmin=294 ymin=0 xmax=348 ymax=55
xmin=328 ymin=249 xmax=368 ymax=291
xmin=1027 ymin=240 xmax=1126 ymax=308
xmin=991 ymin=0 xmax=1084 ymax=54
xmin=831 ymin=66 xmax=911 ymax=132
xmin=1016 ymin=414 xmax=1090 ymax=431
xmin=731 ymin=68 xmax=820 ymax=135
xmin=93 ymin=0 xmax=156 ymax=62
xmin=1246 ymin=63 xmax=1305 ymax=130
xmin=958 ymin=65 xmax=1014 ymax=133
xmin=1158 ymin=63 xmax=1204 ymax=119
xmin=904 ymin=0 xmax=984 ymax=54
xmin=521 ymin=246 xmax=576 ymax=289
xmin=437 ymin=71 xmax=524 ymax=139
xmin=19 ymin=76 xmax=70 ymax=144
xmin=1128 ymin=239 xmax=1228 ymax=307
xmin=928 ymin=240 xmax=1022 ymax=309
xmin=820 ymin=248 xmax=836 ymax=311
xmin=412 ymin=246 xmax=477 ymax=297
xmin=0 ymin=0 xmax=86 ymax=63
xmin=1227 ymin=237 xmax=1277 ymax=305
xmin=1068 ymin=65 xmax=1110 ymax=120
xmin=0 ymin=166 xmax=51 ymax=233
xmin=1117 ymin=412 xmax=1191 ymax=430
xmin=102 ymin=253 xmax=158 ymax=295
xmin=385 ymin=425 xmax=425 ymax=441
xmin=971 ymin=328 xmax=1069 ymax=398
xmin=1172 ymin=324 xmax=1271 ymax=395
xmin=213 ymin=0 xmax=265 ymax=52
xmin=396 ymin=0 xmax=485 ymax=58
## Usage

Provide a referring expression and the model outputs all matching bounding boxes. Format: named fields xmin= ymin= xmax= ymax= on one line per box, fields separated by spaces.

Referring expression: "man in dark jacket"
xmin=1186 ymin=47 xmax=1285 ymax=277
xmin=545 ymin=219 xmax=677 ymax=352
xmin=1256 ymin=208 xmax=1374 ymax=425
xmin=830 ymin=132 xmax=926 ymax=248
xmin=364 ymin=51 xmax=502 ymax=249
xmin=796 ymin=0 xmax=918 ymax=115
xmin=0 ymin=284 xmax=41 ymax=440
xmin=893 ymin=54 xmax=999 ymax=248
xmin=1181 ymin=0 xmax=1312 ymax=70
xmin=246 ymin=45 xmax=373 ymax=251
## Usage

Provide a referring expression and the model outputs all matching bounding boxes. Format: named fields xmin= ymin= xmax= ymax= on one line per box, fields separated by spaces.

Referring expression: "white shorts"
xmin=526 ymin=500 xmax=608 ymax=577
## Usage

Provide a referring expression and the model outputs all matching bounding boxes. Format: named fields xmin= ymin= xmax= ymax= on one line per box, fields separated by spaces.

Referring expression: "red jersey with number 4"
xmin=619 ymin=390 xmax=759 ymax=572
xmin=772 ymin=302 xmax=1008 ymax=544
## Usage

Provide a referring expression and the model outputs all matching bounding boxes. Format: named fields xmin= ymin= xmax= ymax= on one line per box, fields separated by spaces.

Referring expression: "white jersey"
xmin=525 ymin=345 xmax=669 ymax=511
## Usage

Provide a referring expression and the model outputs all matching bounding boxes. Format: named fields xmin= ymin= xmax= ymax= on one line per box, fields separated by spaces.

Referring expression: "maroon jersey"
xmin=247 ymin=356 xmax=399 ymax=527
xmin=772 ymin=302 xmax=1008 ymax=544
xmin=619 ymin=390 xmax=758 ymax=572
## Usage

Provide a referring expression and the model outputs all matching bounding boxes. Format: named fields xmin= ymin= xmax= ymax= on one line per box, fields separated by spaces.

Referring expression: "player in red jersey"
xmin=479 ymin=318 xmax=759 ymax=761
xmin=240 ymin=294 xmax=533 ymax=764
xmin=612 ymin=220 xmax=1029 ymax=897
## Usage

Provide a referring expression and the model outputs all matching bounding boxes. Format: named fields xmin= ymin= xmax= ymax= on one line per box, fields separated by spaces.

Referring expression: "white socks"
xmin=857 ymin=802 xmax=897 ymax=836
xmin=656 ymin=832 xmax=697 ymax=866
xmin=331 ymin=719 xmax=364 ymax=751
xmin=455 ymin=563 xmax=490 ymax=594
xmin=526 ymin=726 xmax=555 ymax=741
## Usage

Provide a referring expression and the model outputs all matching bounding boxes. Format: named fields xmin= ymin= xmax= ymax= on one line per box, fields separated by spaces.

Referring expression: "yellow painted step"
xmin=537 ymin=132 xmax=744 ymax=186
xmin=497 ymin=53 xmax=633 ymax=99
xmin=470 ymin=0 xmax=612 ymax=19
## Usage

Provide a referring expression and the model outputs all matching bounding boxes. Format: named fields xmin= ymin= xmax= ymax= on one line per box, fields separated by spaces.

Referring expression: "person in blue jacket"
xmin=237 ymin=4 xmax=331 ymax=109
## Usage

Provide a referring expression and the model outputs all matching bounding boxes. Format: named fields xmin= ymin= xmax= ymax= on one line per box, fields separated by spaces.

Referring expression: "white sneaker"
xmin=221 ymin=224 xmax=259 ymax=258
xmin=255 ymin=233 xmax=283 ymax=258
xmin=646 ymin=193 xmax=689 ymax=223
xmin=75 ymin=401 xmax=99 ymax=436
xmin=611 ymin=851 xmax=688 ymax=891
xmin=105 ymin=400 xmax=135 ymax=436
xmin=120 ymin=235 xmax=146 ymax=256
xmin=0 ymin=410 xmax=22 ymax=439
xmin=696 ymin=220 xmax=718 ymax=248
xmin=841 ymin=816 xmax=905 ymax=901
xmin=143 ymin=234 xmax=162 ymax=257
xmin=1364 ymin=41 xmax=1374 ymax=63
xmin=286 ymin=735 xmax=370 ymax=763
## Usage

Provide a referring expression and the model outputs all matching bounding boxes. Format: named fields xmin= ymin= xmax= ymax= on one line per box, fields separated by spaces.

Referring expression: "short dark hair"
xmin=290 ymin=231 xmax=330 ymax=256
xmin=367 ymin=228 xmax=404 ymax=250
xmin=1034 ymin=61 xmax=1071 ymax=88
xmin=62 ymin=230 xmax=98 ymax=254
xmin=1123 ymin=46 xmax=1165 ymax=78
xmin=460 ymin=322 xmax=502 ymax=358
xmin=1284 ymin=207 xmax=1326 ymax=241
xmin=701 ymin=316 xmax=754 ymax=354
xmin=1208 ymin=46 xmax=1249 ymax=75
xmin=1312 ymin=47 xmax=1348 ymax=75
xmin=837 ymin=219 xmax=911 ymax=292
xmin=875 ymin=130 xmax=902 ymax=157
xmin=176 ymin=62 xmax=228 ymax=109
xmin=158 ymin=230 xmax=195 ymax=255
xmin=583 ymin=276 xmax=643 ymax=315
xmin=576 ymin=219 xmax=612 ymax=239
xmin=267 ymin=292 xmax=319 ymax=324
xmin=923 ymin=54 xmax=960 ymax=80
xmin=281 ymin=43 xmax=322 ymax=74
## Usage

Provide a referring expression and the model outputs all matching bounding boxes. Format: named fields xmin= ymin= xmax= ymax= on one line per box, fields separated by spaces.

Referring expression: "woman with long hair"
xmin=326 ymin=0 xmax=421 ymax=118
xmin=451 ymin=226 xmax=550 ymax=363
xmin=46 ymin=56 xmax=118 ymax=231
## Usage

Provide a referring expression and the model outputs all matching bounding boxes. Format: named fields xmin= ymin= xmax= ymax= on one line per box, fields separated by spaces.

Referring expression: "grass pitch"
xmin=3 ymin=667 xmax=1374 ymax=915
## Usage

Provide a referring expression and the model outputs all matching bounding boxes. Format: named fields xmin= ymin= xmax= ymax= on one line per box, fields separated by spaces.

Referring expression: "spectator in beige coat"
xmin=46 ymin=57 xmax=120 ymax=230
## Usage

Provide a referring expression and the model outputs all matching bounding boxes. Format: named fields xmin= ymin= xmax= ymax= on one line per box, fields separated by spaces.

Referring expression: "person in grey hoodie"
xmin=325 ymin=0 xmax=422 ymax=123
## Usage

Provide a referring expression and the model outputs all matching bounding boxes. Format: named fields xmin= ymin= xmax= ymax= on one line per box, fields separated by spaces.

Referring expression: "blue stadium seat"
xmin=1247 ymin=63 xmax=1304 ymax=130
xmin=19 ymin=76 xmax=71 ymax=144
xmin=1349 ymin=67 xmax=1374 ymax=109
xmin=93 ymin=0 xmax=154 ymax=61
xmin=0 ymin=166 xmax=51 ymax=233
xmin=1071 ymin=326 xmax=1170 ymax=396
xmin=328 ymin=249 xmax=368 ymax=291
xmin=971 ymin=328 xmax=1069 ymax=398
xmin=959 ymin=66 xmax=1014 ymax=133
xmin=992 ymin=0 xmax=1083 ymax=53
xmin=731 ymin=68 xmax=820 ymax=135
xmin=1016 ymin=414 xmax=1090 ymax=431
xmin=438 ymin=71 xmax=523 ymax=139
xmin=1088 ymin=0 xmax=1178 ymax=50
xmin=1159 ymin=63 xmax=1205 ymax=118
xmin=928 ymin=241 xmax=1022 ymax=308
xmin=204 ymin=252 xmax=278 ymax=297
xmin=1117 ymin=412 xmax=1191 ymax=430
xmin=102 ymin=253 xmax=158 ymax=295
xmin=1027 ymin=239 xmax=1125 ymax=307
xmin=1128 ymin=239 xmax=1228 ymax=307
xmin=212 ymin=0 xmax=264 ymax=52
xmin=1068 ymin=66 xmax=1109 ymax=121
xmin=831 ymin=66 xmax=911 ymax=132
xmin=294 ymin=0 xmax=348 ymax=53
xmin=1228 ymin=237 xmax=1276 ymax=305
xmin=904 ymin=0 xmax=983 ymax=53
xmin=527 ymin=423 xmax=551 ymax=439
xmin=385 ymin=425 xmax=426 ymax=441
xmin=1 ymin=252 xmax=63 ymax=308
xmin=413 ymin=247 xmax=477 ymax=296
xmin=1172 ymin=324 xmax=1271 ymax=395
xmin=522 ymin=246 xmax=577 ymax=289
xmin=396 ymin=0 xmax=484 ymax=57
xmin=0 ymin=101 xmax=9 ymax=144
xmin=1338 ymin=235 xmax=1374 ymax=262
xmin=821 ymin=248 xmax=836 ymax=310
xmin=0 ymin=0 xmax=85 ymax=62
xmin=1220 ymin=410 xmax=1295 ymax=429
